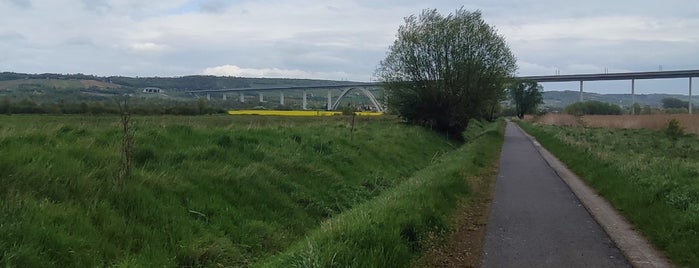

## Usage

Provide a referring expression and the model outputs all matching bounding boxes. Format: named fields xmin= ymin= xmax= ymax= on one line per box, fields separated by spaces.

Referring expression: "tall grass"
xmin=519 ymin=121 xmax=699 ymax=267
xmin=0 ymin=115 xmax=456 ymax=267
xmin=257 ymin=120 xmax=505 ymax=267
xmin=530 ymin=114 xmax=699 ymax=135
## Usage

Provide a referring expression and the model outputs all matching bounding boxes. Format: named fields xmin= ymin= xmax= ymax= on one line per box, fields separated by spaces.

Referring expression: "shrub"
xmin=665 ymin=118 xmax=684 ymax=142
xmin=564 ymin=101 xmax=622 ymax=115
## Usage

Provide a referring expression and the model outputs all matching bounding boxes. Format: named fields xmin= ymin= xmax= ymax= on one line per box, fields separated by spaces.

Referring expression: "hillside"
xmin=0 ymin=72 xmax=364 ymax=112
xmin=0 ymin=72 xmax=351 ymax=92
xmin=0 ymin=79 xmax=121 ymax=91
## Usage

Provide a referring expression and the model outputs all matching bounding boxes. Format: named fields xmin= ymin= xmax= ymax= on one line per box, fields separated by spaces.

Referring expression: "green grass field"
xmin=518 ymin=122 xmax=699 ymax=267
xmin=0 ymin=114 xmax=485 ymax=267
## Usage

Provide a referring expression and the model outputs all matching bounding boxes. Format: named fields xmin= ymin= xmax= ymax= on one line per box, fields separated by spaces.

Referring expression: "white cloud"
xmin=500 ymin=16 xmax=699 ymax=43
xmin=128 ymin=42 xmax=168 ymax=53
xmin=202 ymin=64 xmax=361 ymax=81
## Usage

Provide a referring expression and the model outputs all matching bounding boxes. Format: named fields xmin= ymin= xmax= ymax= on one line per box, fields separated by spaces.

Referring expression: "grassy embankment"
xmin=519 ymin=121 xmax=699 ymax=267
xmin=258 ymin=119 xmax=505 ymax=267
xmin=1 ymin=115 xmax=461 ymax=267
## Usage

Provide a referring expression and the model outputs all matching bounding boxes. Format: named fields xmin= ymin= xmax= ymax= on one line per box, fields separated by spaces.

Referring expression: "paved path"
xmin=481 ymin=122 xmax=630 ymax=268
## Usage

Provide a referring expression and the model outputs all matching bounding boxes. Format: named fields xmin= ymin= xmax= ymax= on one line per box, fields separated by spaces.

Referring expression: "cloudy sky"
xmin=1 ymin=0 xmax=698 ymax=93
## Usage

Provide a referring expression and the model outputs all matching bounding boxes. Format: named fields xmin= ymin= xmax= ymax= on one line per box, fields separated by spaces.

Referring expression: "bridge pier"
xmin=222 ymin=93 xmax=227 ymax=101
xmin=690 ymin=77 xmax=693 ymax=114
xmin=259 ymin=92 xmax=264 ymax=103
xmin=631 ymin=79 xmax=635 ymax=114
xmin=327 ymin=90 xmax=332 ymax=111
xmin=579 ymin=81 xmax=584 ymax=102
xmin=239 ymin=93 xmax=244 ymax=103
xmin=302 ymin=90 xmax=308 ymax=110
xmin=206 ymin=93 xmax=211 ymax=101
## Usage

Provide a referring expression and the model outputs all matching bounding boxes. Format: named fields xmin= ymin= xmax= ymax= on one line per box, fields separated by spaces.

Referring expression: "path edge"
xmin=514 ymin=122 xmax=674 ymax=268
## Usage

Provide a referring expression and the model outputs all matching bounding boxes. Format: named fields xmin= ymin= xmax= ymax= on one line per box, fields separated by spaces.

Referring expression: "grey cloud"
xmin=82 ymin=0 xmax=111 ymax=13
xmin=199 ymin=0 xmax=229 ymax=14
xmin=7 ymin=0 xmax=31 ymax=8
xmin=63 ymin=36 xmax=96 ymax=47
xmin=0 ymin=0 xmax=696 ymax=88
xmin=0 ymin=31 xmax=25 ymax=41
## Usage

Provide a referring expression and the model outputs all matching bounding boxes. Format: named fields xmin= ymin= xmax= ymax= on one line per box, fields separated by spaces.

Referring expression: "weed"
xmin=665 ymin=118 xmax=684 ymax=143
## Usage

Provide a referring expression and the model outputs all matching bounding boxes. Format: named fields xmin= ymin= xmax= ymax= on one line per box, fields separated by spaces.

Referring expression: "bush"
xmin=564 ymin=101 xmax=622 ymax=115
xmin=665 ymin=118 xmax=684 ymax=142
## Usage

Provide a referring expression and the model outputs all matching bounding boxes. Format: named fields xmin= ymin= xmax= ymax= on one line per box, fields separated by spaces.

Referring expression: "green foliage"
xmin=376 ymin=8 xmax=516 ymax=138
xmin=519 ymin=122 xmax=699 ymax=267
xmin=661 ymin=97 xmax=689 ymax=109
xmin=665 ymin=118 xmax=685 ymax=142
xmin=564 ymin=100 xmax=622 ymax=115
xmin=339 ymin=105 xmax=356 ymax=116
xmin=664 ymin=108 xmax=688 ymax=114
xmin=258 ymin=120 xmax=504 ymax=267
xmin=0 ymin=115 xmax=457 ymax=267
xmin=631 ymin=103 xmax=641 ymax=115
xmin=642 ymin=105 xmax=653 ymax=115
xmin=0 ymin=96 xmax=10 ymax=114
xmin=508 ymin=80 xmax=544 ymax=119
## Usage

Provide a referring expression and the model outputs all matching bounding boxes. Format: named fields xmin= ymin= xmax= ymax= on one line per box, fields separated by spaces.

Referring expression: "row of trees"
xmin=564 ymin=101 xmax=622 ymax=115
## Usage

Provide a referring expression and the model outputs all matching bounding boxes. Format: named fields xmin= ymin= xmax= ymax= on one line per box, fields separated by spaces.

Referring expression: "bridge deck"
xmin=184 ymin=69 xmax=698 ymax=93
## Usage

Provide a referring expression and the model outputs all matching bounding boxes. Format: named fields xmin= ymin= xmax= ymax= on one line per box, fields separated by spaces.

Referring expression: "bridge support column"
xmin=690 ymin=77 xmax=693 ymax=114
xmin=259 ymin=92 xmax=264 ymax=103
xmin=222 ymin=94 xmax=227 ymax=101
xmin=579 ymin=81 xmax=584 ymax=102
xmin=239 ymin=93 xmax=244 ymax=103
xmin=327 ymin=90 xmax=332 ymax=111
xmin=280 ymin=91 xmax=285 ymax=105
xmin=206 ymin=93 xmax=211 ymax=101
xmin=631 ymin=79 xmax=635 ymax=114
xmin=302 ymin=90 xmax=308 ymax=110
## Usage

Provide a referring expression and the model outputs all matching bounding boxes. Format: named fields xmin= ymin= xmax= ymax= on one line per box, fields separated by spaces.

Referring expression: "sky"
xmin=1 ymin=0 xmax=698 ymax=94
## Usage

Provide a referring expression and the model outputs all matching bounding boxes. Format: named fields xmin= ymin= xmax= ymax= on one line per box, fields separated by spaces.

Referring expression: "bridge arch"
xmin=331 ymin=87 xmax=384 ymax=112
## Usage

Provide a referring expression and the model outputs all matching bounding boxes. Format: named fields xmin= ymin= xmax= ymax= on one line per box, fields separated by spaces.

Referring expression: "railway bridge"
xmin=186 ymin=83 xmax=384 ymax=112
xmin=185 ymin=69 xmax=699 ymax=113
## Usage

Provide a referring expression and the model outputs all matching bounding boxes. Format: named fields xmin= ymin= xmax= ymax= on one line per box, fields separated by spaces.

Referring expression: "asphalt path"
xmin=481 ymin=122 xmax=631 ymax=268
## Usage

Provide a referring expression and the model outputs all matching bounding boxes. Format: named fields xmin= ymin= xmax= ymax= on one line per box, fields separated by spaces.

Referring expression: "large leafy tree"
xmin=661 ymin=97 xmax=688 ymax=109
xmin=509 ymin=80 xmax=543 ymax=119
xmin=376 ymin=8 xmax=516 ymax=138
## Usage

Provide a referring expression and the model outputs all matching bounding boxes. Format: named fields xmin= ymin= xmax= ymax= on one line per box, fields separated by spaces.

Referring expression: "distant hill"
xmin=3 ymin=71 xmax=695 ymax=110
xmin=0 ymin=78 xmax=121 ymax=91
xmin=543 ymin=90 xmax=699 ymax=108
xmin=0 ymin=72 xmax=371 ymax=112
xmin=0 ymin=72 xmax=353 ymax=92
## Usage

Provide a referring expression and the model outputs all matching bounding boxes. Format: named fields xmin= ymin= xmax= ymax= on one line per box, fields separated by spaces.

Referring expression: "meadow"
xmin=519 ymin=121 xmax=699 ymax=267
xmin=0 ymin=114 xmax=502 ymax=267
xmin=529 ymin=113 xmax=699 ymax=135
